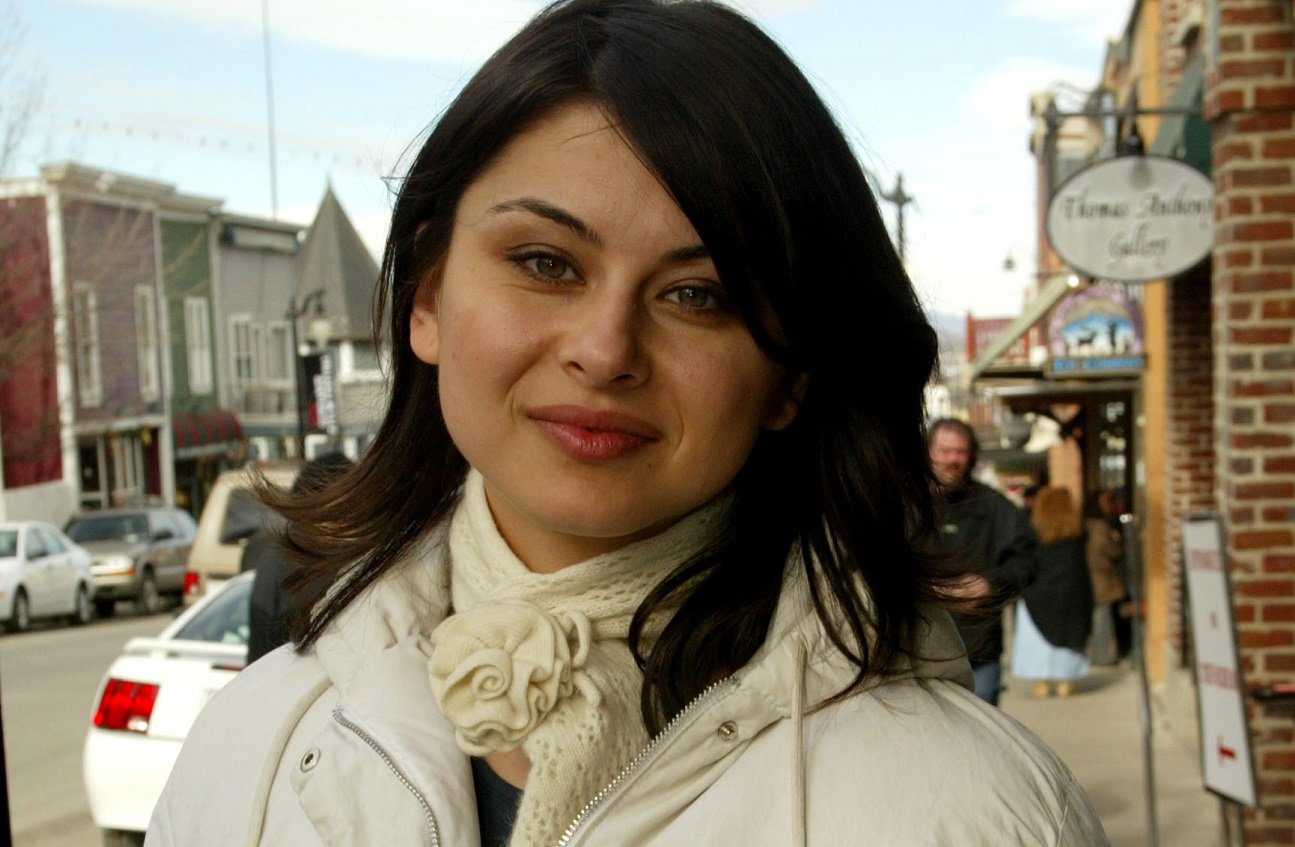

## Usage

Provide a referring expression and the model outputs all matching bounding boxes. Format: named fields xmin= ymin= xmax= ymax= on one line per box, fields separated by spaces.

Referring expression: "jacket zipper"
xmin=332 ymin=706 xmax=442 ymax=846
xmin=556 ymin=675 xmax=741 ymax=846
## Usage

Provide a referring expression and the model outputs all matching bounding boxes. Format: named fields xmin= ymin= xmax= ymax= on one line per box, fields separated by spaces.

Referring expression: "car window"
xmin=66 ymin=514 xmax=150 ymax=544
xmin=26 ymin=530 xmax=47 ymax=559
xmin=148 ymin=510 xmax=169 ymax=535
xmin=150 ymin=510 xmax=177 ymax=539
xmin=37 ymin=527 xmax=66 ymax=555
xmin=169 ymin=508 xmax=197 ymax=541
xmin=219 ymin=488 xmax=280 ymax=544
xmin=0 ymin=531 xmax=16 ymax=558
xmin=173 ymin=579 xmax=252 ymax=645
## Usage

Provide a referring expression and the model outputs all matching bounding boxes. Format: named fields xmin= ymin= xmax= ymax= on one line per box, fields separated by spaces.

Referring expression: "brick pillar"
xmin=1206 ymin=1 xmax=1295 ymax=841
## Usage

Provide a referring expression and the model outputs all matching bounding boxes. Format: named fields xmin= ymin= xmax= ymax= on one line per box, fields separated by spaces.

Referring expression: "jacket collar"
xmin=313 ymin=524 xmax=452 ymax=694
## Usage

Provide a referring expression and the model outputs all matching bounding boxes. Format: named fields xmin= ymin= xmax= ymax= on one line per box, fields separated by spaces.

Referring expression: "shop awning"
xmin=172 ymin=408 xmax=243 ymax=459
xmin=968 ymin=273 xmax=1077 ymax=382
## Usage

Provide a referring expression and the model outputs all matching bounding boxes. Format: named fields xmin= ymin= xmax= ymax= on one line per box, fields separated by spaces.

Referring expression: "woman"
xmin=1013 ymin=487 xmax=1095 ymax=698
xmin=1086 ymin=488 xmax=1130 ymax=664
xmin=148 ymin=2 xmax=1106 ymax=844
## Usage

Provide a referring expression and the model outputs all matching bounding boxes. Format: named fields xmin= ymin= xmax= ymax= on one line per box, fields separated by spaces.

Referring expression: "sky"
xmin=3 ymin=0 xmax=1131 ymax=319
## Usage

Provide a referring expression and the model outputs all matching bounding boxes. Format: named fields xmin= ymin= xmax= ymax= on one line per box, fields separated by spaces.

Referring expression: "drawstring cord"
xmin=790 ymin=638 xmax=807 ymax=847
xmin=246 ymin=673 xmax=332 ymax=847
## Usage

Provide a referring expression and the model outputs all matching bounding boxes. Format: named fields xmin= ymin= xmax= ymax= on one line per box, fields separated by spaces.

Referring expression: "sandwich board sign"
xmin=1182 ymin=514 xmax=1257 ymax=806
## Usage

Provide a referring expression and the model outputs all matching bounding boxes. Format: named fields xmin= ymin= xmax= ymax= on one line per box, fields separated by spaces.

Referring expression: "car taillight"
xmin=93 ymin=679 xmax=159 ymax=733
xmin=183 ymin=570 xmax=200 ymax=597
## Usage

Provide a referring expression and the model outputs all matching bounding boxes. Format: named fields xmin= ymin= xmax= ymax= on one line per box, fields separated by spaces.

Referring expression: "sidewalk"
xmin=1000 ymin=664 xmax=1230 ymax=847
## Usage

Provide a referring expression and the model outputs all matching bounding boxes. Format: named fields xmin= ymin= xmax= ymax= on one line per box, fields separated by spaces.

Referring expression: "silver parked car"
xmin=64 ymin=508 xmax=197 ymax=617
xmin=0 ymin=521 xmax=95 ymax=632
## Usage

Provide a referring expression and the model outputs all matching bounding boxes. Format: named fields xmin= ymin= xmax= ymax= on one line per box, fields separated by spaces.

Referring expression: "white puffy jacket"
xmin=147 ymin=533 xmax=1108 ymax=846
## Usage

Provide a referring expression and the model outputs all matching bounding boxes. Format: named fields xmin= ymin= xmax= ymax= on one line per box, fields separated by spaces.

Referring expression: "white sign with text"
xmin=1046 ymin=155 xmax=1213 ymax=282
xmin=1183 ymin=515 xmax=1257 ymax=806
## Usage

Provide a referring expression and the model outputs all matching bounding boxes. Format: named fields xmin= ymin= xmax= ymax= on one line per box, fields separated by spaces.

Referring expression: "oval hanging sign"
xmin=1046 ymin=155 xmax=1213 ymax=282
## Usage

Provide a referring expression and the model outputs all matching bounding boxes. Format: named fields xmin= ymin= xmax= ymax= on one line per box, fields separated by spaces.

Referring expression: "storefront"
xmin=171 ymin=408 xmax=244 ymax=517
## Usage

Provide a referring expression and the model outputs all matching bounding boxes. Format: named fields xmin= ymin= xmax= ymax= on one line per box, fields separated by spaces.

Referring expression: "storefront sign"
xmin=1046 ymin=283 xmax=1145 ymax=378
xmin=312 ymin=351 xmax=339 ymax=436
xmin=1046 ymin=155 xmax=1213 ymax=281
xmin=1183 ymin=515 xmax=1257 ymax=807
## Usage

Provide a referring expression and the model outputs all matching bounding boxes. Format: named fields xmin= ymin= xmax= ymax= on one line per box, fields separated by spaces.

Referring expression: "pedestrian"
xmin=243 ymin=453 xmax=353 ymax=664
xmin=1021 ymin=481 xmax=1042 ymax=514
xmin=148 ymin=2 xmax=1106 ymax=845
xmin=928 ymin=417 xmax=1040 ymax=705
xmin=1012 ymin=486 xmax=1095 ymax=697
xmin=1085 ymin=488 xmax=1130 ymax=664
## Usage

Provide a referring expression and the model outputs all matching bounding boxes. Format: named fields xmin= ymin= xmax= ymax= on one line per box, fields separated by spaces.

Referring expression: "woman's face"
xmin=410 ymin=101 xmax=801 ymax=572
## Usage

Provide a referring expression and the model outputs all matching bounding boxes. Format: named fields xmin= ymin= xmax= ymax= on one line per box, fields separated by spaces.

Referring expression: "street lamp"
xmin=287 ymin=289 xmax=326 ymax=455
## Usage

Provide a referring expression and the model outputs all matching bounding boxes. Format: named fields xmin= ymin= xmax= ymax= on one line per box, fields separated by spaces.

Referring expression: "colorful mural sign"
xmin=1047 ymin=283 xmax=1146 ymax=377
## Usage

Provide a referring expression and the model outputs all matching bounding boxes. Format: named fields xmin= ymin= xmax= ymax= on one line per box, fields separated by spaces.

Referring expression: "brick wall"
xmin=1205 ymin=1 xmax=1295 ymax=841
xmin=0 ymin=197 xmax=61 ymax=487
xmin=1167 ymin=264 xmax=1215 ymax=662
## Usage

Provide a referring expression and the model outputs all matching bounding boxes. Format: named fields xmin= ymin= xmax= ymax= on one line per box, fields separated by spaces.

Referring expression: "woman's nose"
xmin=559 ymin=288 xmax=647 ymax=389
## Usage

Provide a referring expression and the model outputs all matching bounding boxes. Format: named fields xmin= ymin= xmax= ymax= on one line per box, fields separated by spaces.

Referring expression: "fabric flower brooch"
xmin=427 ymin=601 xmax=601 ymax=755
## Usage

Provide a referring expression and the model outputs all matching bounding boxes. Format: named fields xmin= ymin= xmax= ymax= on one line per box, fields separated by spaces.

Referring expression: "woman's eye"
xmin=664 ymin=285 xmax=724 ymax=311
xmin=513 ymin=251 xmax=576 ymax=282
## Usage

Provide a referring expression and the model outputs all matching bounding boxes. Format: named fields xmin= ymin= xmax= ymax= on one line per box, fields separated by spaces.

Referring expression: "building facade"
xmin=975 ymin=1 xmax=1293 ymax=840
xmin=0 ymin=163 xmax=386 ymax=525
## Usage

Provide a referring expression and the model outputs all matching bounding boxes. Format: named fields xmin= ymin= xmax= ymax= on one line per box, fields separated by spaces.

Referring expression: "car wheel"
xmin=70 ymin=584 xmax=93 ymax=626
xmin=102 ymin=830 xmax=144 ymax=847
xmin=7 ymin=590 xmax=30 ymax=634
xmin=136 ymin=572 xmax=161 ymax=615
xmin=95 ymin=598 xmax=117 ymax=618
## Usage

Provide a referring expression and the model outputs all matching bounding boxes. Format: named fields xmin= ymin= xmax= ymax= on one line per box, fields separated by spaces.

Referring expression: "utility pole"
xmin=262 ymin=0 xmax=279 ymax=219
xmin=880 ymin=172 xmax=913 ymax=265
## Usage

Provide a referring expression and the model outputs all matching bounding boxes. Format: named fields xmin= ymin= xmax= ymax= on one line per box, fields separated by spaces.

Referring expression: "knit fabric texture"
xmin=427 ymin=470 xmax=732 ymax=846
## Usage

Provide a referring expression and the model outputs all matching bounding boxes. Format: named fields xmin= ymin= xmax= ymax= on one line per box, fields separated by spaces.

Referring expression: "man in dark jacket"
xmin=929 ymin=418 xmax=1038 ymax=705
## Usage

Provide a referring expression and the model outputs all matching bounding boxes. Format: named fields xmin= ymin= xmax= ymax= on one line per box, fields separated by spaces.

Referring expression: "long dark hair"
xmin=279 ymin=0 xmax=947 ymax=734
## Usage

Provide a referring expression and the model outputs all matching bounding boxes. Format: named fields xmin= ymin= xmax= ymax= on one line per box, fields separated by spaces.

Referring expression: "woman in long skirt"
xmin=1013 ymin=487 xmax=1095 ymax=697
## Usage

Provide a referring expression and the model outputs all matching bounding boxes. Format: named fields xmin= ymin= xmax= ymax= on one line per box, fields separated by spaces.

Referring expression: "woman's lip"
xmin=529 ymin=405 xmax=662 ymax=462
xmin=528 ymin=406 xmax=662 ymax=440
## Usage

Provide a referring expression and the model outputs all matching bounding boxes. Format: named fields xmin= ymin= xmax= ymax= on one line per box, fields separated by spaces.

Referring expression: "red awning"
xmin=172 ymin=408 xmax=243 ymax=453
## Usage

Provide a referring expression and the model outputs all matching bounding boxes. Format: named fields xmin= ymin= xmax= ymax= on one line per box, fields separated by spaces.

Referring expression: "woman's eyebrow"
xmin=488 ymin=196 xmax=710 ymax=264
xmin=489 ymin=197 xmax=600 ymax=246
xmin=663 ymin=244 xmax=709 ymax=264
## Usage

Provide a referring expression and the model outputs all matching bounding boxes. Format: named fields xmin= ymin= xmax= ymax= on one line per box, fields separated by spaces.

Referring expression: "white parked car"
xmin=0 ymin=520 xmax=94 ymax=632
xmin=83 ymin=570 xmax=254 ymax=845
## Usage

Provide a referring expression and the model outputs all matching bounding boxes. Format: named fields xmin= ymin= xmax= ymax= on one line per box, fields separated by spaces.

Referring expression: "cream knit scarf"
xmin=426 ymin=470 xmax=732 ymax=846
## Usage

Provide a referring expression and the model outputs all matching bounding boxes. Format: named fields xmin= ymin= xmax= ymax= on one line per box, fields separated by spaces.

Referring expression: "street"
xmin=0 ymin=612 xmax=172 ymax=846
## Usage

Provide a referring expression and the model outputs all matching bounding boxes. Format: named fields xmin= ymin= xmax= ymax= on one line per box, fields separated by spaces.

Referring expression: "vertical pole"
xmin=261 ymin=0 xmax=279 ymax=220
xmin=1123 ymin=513 xmax=1161 ymax=847
xmin=288 ymin=298 xmax=303 ymax=456
xmin=880 ymin=172 xmax=913 ymax=265
xmin=0 ymin=666 xmax=11 ymax=847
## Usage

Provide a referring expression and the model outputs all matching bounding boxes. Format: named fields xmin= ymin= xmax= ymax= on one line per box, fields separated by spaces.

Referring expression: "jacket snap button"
xmin=717 ymin=721 xmax=737 ymax=741
xmin=300 ymin=748 xmax=321 ymax=772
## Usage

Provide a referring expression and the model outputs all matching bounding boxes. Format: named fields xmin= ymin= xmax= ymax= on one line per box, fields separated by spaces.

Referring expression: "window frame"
xmin=230 ymin=315 xmax=254 ymax=386
xmin=135 ymin=285 xmax=160 ymax=401
xmin=184 ymin=297 xmax=213 ymax=394
xmin=71 ymin=282 xmax=103 ymax=408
